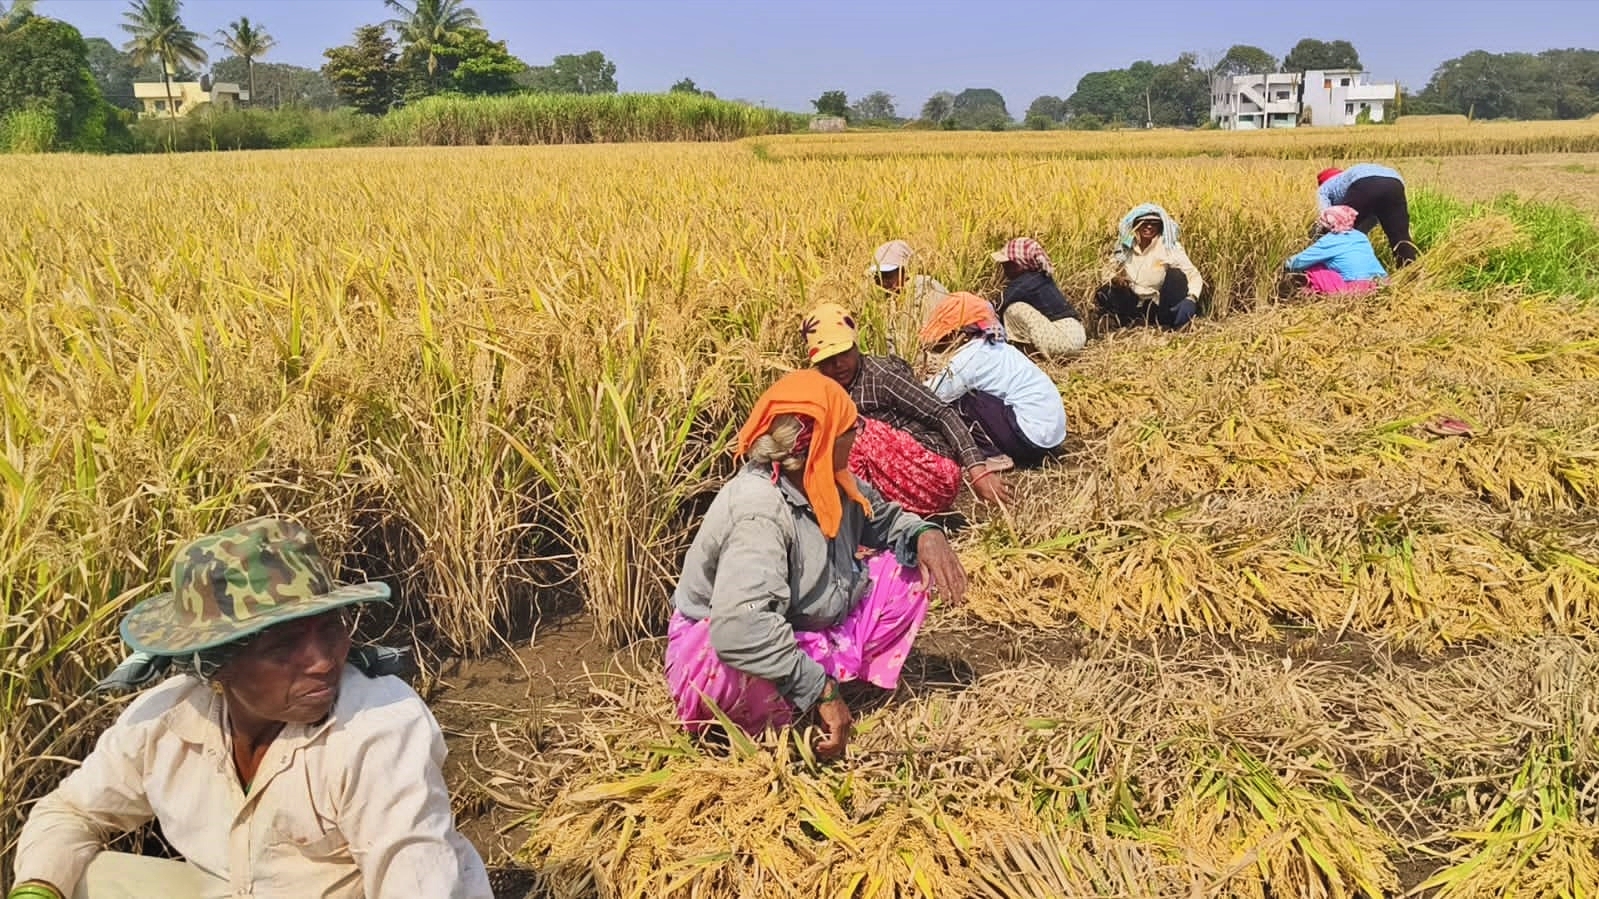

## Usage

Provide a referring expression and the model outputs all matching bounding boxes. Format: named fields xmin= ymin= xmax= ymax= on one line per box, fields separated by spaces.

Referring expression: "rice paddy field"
xmin=4 ymin=120 xmax=1599 ymax=897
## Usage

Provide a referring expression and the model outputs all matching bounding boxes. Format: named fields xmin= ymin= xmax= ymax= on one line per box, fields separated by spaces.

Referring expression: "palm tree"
xmin=121 ymin=0 xmax=208 ymax=125
xmin=0 ymin=0 xmax=37 ymax=34
xmin=216 ymin=17 xmax=275 ymax=107
xmin=383 ymin=0 xmax=480 ymax=81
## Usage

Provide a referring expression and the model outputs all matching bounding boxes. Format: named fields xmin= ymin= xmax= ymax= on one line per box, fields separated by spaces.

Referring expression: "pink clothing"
xmin=1318 ymin=204 xmax=1360 ymax=234
xmin=1305 ymin=265 xmax=1380 ymax=296
xmin=848 ymin=417 xmax=962 ymax=517
xmin=665 ymin=554 xmax=929 ymax=734
xmin=995 ymin=237 xmax=1055 ymax=276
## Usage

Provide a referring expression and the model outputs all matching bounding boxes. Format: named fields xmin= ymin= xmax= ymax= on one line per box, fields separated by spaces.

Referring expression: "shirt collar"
xmin=775 ymin=472 xmax=811 ymax=509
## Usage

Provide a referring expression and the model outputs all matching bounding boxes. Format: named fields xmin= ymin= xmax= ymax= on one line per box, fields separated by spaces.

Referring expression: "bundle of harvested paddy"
xmin=521 ymin=637 xmax=1599 ymax=898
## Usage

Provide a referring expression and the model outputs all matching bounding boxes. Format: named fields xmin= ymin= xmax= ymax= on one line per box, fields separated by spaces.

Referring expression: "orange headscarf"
xmin=735 ymin=369 xmax=872 ymax=539
xmin=918 ymin=292 xmax=999 ymax=346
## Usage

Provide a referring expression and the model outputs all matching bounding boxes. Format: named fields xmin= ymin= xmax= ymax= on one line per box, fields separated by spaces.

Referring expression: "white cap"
xmin=869 ymin=239 xmax=914 ymax=275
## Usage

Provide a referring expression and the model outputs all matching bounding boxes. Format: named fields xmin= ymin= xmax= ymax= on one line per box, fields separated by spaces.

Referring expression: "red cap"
xmin=1317 ymin=168 xmax=1343 ymax=185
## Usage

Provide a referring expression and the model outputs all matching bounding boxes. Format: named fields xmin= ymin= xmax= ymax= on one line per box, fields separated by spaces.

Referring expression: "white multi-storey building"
xmin=1300 ymin=69 xmax=1398 ymax=126
xmin=1211 ymin=72 xmax=1303 ymax=130
xmin=1211 ymin=68 xmax=1398 ymax=129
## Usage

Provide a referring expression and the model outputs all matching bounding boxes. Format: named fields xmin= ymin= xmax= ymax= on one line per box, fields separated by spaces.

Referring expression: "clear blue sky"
xmin=39 ymin=0 xmax=1598 ymax=114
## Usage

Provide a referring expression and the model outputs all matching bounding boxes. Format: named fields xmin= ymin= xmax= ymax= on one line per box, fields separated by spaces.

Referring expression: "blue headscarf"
xmin=1113 ymin=204 xmax=1182 ymax=265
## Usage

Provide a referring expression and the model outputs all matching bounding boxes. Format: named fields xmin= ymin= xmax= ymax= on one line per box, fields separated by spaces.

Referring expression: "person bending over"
xmin=920 ymin=293 xmax=1067 ymax=469
xmin=1314 ymin=163 xmax=1417 ymax=267
xmin=1284 ymin=205 xmax=1388 ymax=296
xmin=804 ymin=302 xmax=1009 ymax=514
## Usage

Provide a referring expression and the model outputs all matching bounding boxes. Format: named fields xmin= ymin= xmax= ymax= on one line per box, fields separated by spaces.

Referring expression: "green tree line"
xmin=1409 ymin=49 xmax=1599 ymax=120
xmin=1047 ymin=39 xmax=1599 ymax=129
xmin=0 ymin=0 xmax=651 ymax=151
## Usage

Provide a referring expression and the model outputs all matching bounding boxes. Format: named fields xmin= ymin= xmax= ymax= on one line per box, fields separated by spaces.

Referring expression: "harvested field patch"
xmin=1407 ymin=152 xmax=1599 ymax=215
xmin=955 ymin=278 xmax=1599 ymax=645
xmin=493 ymin=630 xmax=1599 ymax=898
xmin=751 ymin=119 xmax=1599 ymax=161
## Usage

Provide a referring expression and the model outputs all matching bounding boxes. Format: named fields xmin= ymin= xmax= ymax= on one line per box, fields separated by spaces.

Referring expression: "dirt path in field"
xmin=430 ymin=610 xmax=1457 ymax=897
xmin=427 ymin=619 xmax=600 ymax=898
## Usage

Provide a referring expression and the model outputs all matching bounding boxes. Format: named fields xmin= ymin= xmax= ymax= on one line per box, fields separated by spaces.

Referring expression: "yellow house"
xmin=133 ymin=78 xmax=249 ymax=118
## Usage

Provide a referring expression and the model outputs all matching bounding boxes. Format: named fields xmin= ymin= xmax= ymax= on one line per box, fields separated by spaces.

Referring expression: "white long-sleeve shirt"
xmin=14 ymin=666 xmax=492 ymax=899
xmin=927 ymin=339 xmax=1067 ymax=450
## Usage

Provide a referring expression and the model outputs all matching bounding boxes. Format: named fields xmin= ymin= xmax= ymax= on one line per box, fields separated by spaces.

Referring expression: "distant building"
xmin=1300 ymin=69 xmax=1397 ymax=126
xmin=1211 ymin=68 xmax=1397 ymax=129
xmin=809 ymin=116 xmax=847 ymax=133
xmin=133 ymin=76 xmax=249 ymax=119
xmin=1211 ymin=72 xmax=1302 ymax=130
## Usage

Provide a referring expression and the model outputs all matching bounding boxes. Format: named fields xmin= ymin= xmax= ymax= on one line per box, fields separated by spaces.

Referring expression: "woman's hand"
xmin=814 ymin=680 xmax=853 ymax=759
xmin=967 ymin=466 xmax=1010 ymax=504
xmin=916 ymin=528 xmax=968 ymax=605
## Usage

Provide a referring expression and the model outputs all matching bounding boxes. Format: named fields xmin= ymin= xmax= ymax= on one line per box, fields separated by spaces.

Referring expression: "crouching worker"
xmin=1315 ymin=164 xmax=1417 ymax=267
xmin=1095 ymin=205 xmax=1203 ymax=330
xmin=921 ymin=294 xmax=1068 ymax=469
xmin=869 ymin=239 xmax=951 ymax=330
xmin=10 ymin=517 xmax=493 ymax=899
xmin=666 ymin=369 xmax=967 ymax=759
xmin=1283 ymin=205 xmax=1388 ymax=296
xmin=804 ymin=303 xmax=1008 ymax=514
xmin=990 ymin=237 xmax=1087 ymax=360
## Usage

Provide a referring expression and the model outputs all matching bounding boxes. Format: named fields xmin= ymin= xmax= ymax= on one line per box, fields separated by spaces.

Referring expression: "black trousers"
xmin=1342 ymin=175 xmax=1417 ymax=266
xmin=1094 ymin=269 xmax=1196 ymax=329
xmin=955 ymin=391 xmax=1055 ymax=468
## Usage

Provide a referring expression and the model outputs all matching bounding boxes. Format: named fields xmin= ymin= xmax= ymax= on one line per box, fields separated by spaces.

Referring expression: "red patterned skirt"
xmin=847 ymin=417 xmax=961 ymax=516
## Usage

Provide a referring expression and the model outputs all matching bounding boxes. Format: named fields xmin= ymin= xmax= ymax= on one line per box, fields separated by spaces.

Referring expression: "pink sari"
xmin=1305 ymin=265 xmax=1380 ymax=296
xmin=664 ymin=553 xmax=929 ymax=735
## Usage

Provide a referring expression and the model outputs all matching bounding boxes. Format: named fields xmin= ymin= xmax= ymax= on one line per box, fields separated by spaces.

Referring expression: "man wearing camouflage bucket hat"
xmin=11 ymin=517 xmax=492 ymax=899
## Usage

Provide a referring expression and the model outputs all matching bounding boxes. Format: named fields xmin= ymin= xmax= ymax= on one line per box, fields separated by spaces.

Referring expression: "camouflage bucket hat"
xmin=119 ymin=516 xmax=391 ymax=656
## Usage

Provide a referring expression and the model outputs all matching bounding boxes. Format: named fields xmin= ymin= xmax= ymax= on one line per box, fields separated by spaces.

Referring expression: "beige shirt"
xmin=14 ymin=667 xmax=492 ymax=899
xmin=1101 ymin=240 xmax=1204 ymax=301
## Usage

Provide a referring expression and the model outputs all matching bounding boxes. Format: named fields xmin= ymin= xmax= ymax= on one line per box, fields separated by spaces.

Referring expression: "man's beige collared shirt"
xmin=15 ymin=667 xmax=492 ymax=899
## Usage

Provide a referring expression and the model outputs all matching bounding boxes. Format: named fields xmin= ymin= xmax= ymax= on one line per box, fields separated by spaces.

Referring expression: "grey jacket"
xmin=673 ymin=465 xmax=933 ymax=711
